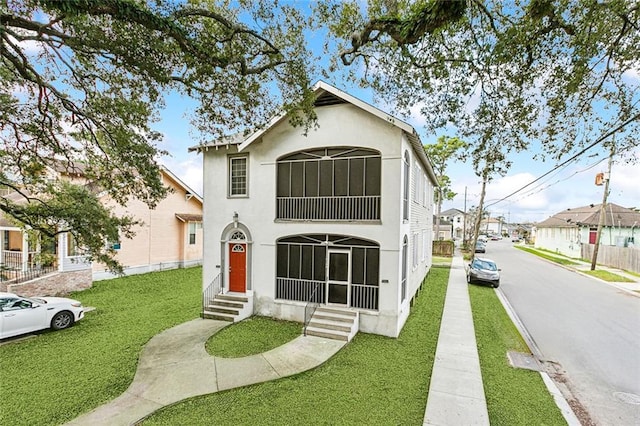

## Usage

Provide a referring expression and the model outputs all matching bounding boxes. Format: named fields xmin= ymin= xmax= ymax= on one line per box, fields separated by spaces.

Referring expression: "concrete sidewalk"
xmin=66 ymin=320 xmax=345 ymax=426
xmin=423 ymin=255 xmax=490 ymax=425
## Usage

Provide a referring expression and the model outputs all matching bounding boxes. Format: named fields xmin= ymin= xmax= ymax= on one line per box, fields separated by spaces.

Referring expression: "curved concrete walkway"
xmin=66 ymin=319 xmax=346 ymax=426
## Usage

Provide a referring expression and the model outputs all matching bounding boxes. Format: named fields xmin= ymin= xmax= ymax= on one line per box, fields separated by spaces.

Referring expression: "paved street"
xmin=481 ymin=240 xmax=640 ymax=426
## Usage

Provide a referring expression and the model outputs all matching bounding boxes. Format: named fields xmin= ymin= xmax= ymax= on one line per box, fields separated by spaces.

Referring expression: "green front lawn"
xmin=0 ymin=267 xmax=202 ymax=426
xmin=206 ymin=316 xmax=301 ymax=357
xmin=1 ymin=264 xmax=565 ymax=426
xmin=143 ymin=268 xmax=449 ymax=425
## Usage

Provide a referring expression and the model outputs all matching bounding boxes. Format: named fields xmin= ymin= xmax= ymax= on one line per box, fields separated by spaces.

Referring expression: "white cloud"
xmin=160 ymin=156 xmax=203 ymax=197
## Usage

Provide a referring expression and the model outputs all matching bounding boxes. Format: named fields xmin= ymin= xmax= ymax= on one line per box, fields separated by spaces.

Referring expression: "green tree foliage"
xmin=319 ymin=0 xmax=638 ymax=251
xmin=318 ymin=0 xmax=639 ymax=169
xmin=424 ymin=135 xmax=467 ymax=240
xmin=424 ymin=135 xmax=467 ymax=202
xmin=1 ymin=0 xmax=315 ymax=271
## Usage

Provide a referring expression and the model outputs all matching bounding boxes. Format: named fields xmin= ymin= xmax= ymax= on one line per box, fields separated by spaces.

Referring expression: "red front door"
xmin=229 ymin=243 xmax=246 ymax=292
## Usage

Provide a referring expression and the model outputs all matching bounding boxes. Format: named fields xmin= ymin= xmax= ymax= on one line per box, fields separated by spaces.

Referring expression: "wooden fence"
xmin=433 ymin=240 xmax=454 ymax=257
xmin=581 ymin=244 xmax=640 ymax=273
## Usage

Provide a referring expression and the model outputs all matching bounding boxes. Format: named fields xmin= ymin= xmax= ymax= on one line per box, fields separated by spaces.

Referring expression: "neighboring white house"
xmin=433 ymin=216 xmax=453 ymax=240
xmin=479 ymin=217 xmax=504 ymax=236
xmin=440 ymin=208 xmax=466 ymax=239
xmin=191 ymin=81 xmax=438 ymax=338
xmin=535 ymin=203 xmax=640 ymax=258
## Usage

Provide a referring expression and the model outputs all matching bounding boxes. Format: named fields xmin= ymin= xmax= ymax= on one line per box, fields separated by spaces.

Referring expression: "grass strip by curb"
xmin=469 ymin=285 xmax=566 ymax=425
xmin=581 ymin=269 xmax=635 ymax=282
xmin=515 ymin=245 xmax=580 ymax=266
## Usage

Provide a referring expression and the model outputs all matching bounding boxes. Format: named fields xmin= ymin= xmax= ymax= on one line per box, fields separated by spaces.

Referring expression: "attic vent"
xmin=314 ymin=92 xmax=347 ymax=107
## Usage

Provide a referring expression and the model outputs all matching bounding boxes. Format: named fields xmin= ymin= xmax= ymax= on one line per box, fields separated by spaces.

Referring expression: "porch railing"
xmin=276 ymin=277 xmax=325 ymax=303
xmin=303 ymin=281 xmax=323 ymax=336
xmin=202 ymin=273 xmax=221 ymax=313
xmin=1 ymin=250 xmax=39 ymax=269
xmin=276 ymin=195 xmax=381 ymax=221
xmin=276 ymin=278 xmax=379 ymax=312
xmin=351 ymin=284 xmax=379 ymax=310
xmin=0 ymin=264 xmax=56 ymax=284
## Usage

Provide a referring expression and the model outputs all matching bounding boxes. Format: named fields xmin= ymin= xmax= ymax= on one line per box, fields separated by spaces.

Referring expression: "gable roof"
xmin=537 ymin=203 xmax=640 ymax=228
xmin=160 ymin=166 xmax=203 ymax=204
xmin=441 ymin=208 xmax=464 ymax=216
xmin=189 ymin=81 xmax=439 ymax=186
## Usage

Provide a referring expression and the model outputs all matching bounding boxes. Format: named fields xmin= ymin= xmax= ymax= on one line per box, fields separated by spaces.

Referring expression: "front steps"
xmin=202 ymin=293 xmax=252 ymax=322
xmin=305 ymin=307 xmax=359 ymax=342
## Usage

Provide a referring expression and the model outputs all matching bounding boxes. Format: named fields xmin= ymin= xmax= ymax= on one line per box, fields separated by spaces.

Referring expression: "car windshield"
xmin=472 ymin=259 xmax=497 ymax=271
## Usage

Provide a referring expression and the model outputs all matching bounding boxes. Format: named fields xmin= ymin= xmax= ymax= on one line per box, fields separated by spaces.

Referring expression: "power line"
xmin=484 ymin=112 xmax=640 ymax=209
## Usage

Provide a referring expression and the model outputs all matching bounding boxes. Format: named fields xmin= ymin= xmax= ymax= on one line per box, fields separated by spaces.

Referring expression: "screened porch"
xmin=275 ymin=234 xmax=380 ymax=311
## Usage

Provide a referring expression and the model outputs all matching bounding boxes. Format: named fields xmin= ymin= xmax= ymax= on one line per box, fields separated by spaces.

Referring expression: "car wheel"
xmin=51 ymin=311 xmax=74 ymax=330
xmin=493 ymin=282 xmax=500 ymax=288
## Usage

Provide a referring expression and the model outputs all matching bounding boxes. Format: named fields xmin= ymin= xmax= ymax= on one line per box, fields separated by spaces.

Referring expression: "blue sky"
xmin=157 ymin=75 xmax=640 ymax=224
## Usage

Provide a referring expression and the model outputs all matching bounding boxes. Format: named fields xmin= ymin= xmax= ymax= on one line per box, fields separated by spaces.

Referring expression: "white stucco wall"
xmin=201 ymin=102 xmax=435 ymax=337
xmin=536 ymin=225 xmax=637 ymax=259
xmin=534 ymin=226 xmax=582 ymax=258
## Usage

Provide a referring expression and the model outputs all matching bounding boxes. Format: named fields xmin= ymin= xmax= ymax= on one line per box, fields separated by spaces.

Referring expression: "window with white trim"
xmin=413 ymin=162 xmax=419 ymax=203
xmin=423 ymin=173 xmax=428 ymax=207
xmin=403 ymin=152 xmax=409 ymax=220
xmin=188 ymin=222 xmax=202 ymax=245
xmin=67 ymin=233 xmax=86 ymax=256
xmin=229 ymin=155 xmax=248 ymax=197
xmin=401 ymin=236 xmax=407 ymax=301
xmin=412 ymin=232 xmax=418 ymax=268
xmin=422 ymin=229 xmax=427 ymax=261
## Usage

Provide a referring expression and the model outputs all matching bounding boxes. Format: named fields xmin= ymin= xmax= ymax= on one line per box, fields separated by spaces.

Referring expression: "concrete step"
xmin=315 ymin=307 xmax=357 ymax=317
xmin=206 ymin=306 xmax=239 ymax=315
xmin=312 ymin=310 xmax=356 ymax=323
xmin=216 ymin=294 xmax=249 ymax=303
xmin=210 ymin=300 xmax=244 ymax=309
xmin=202 ymin=311 xmax=235 ymax=322
xmin=308 ymin=318 xmax=352 ymax=333
xmin=305 ymin=326 xmax=349 ymax=341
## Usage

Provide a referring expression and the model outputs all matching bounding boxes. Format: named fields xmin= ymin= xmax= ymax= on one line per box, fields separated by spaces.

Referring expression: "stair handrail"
xmin=303 ymin=281 xmax=322 ymax=336
xmin=202 ymin=273 xmax=221 ymax=314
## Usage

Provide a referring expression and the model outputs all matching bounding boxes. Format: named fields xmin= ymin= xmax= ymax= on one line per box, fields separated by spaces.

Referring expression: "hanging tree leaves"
xmin=318 ymin=0 xmax=639 ymax=169
xmin=0 ymin=0 xmax=316 ymax=272
xmin=318 ymin=0 xmax=638 ymax=250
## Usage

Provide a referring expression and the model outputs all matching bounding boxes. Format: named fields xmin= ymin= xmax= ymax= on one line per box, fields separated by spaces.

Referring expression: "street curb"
xmin=494 ymin=288 xmax=581 ymax=426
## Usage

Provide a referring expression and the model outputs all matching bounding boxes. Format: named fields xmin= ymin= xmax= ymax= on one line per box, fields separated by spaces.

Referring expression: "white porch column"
xmin=0 ymin=230 xmax=4 ymax=265
xmin=58 ymin=233 xmax=65 ymax=272
xmin=22 ymin=231 xmax=29 ymax=272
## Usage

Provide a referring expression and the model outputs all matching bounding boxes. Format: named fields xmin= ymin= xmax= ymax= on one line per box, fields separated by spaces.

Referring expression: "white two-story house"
xmin=191 ymin=82 xmax=438 ymax=338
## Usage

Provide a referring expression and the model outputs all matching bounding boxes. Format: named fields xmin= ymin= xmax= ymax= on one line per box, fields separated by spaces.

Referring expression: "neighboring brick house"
xmin=0 ymin=164 xmax=203 ymax=295
xmin=192 ymin=81 xmax=438 ymax=338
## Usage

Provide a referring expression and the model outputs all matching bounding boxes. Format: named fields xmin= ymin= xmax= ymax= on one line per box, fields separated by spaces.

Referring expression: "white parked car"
xmin=0 ymin=292 xmax=84 ymax=339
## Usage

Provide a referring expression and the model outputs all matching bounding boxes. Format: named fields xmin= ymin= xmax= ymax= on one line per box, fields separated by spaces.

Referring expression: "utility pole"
xmin=590 ymin=144 xmax=615 ymax=271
